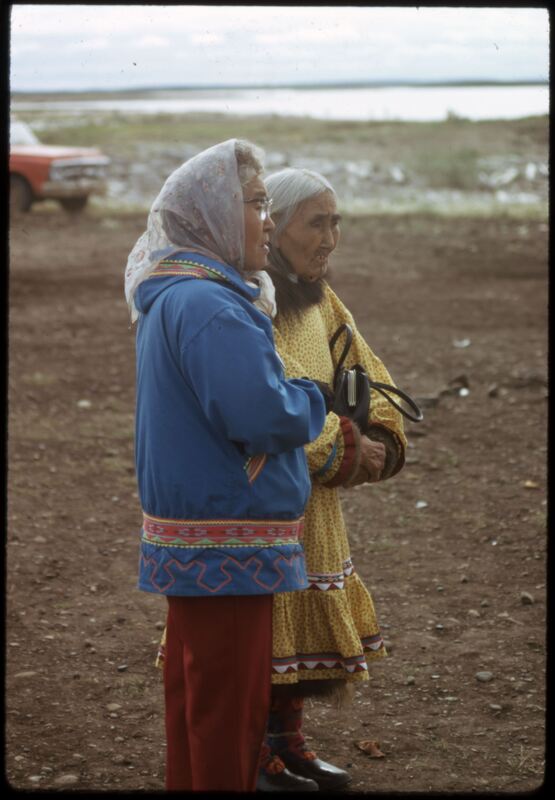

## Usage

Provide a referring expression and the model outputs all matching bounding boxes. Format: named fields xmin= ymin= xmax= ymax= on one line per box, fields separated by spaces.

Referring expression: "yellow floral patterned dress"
xmin=270 ymin=283 xmax=406 ymax=686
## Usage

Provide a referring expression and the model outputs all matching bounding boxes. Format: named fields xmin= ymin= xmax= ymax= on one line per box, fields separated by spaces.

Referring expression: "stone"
xmin=520 ymin=591 xmax=535 ymax=605
xmin=54 ymin=774 xmax=79 ymax=787
xmin=476 ymin=671 xmax=494 ymax=683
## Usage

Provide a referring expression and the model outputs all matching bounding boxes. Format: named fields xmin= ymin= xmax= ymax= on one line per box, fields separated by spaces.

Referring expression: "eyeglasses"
xmin=243 ymin=196 xmax=273 ymax=221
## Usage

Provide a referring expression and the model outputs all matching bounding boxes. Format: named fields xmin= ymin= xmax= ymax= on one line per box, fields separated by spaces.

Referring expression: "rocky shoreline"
xmin=101 ymin=145 xmax=548 ymax=215
xmin=13 ymin=110 xmax=549 ymax=216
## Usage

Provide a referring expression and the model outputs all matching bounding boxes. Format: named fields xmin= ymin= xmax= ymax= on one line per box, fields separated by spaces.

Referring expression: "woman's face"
xmin=243 ymin=176 xmax=275 ymax=271
xmin=277 ymin=191 xmax=341 ymax=282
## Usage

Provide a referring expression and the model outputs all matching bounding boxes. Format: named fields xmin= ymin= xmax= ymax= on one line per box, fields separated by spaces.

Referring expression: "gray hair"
xmin=235 ymin=139 xmax=265 ymax=187
xmin=265 ymin=168 xmax=337 ymax=238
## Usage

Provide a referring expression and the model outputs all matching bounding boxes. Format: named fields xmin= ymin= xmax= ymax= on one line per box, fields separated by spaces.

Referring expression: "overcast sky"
xmin=9 ymin=5 xmax=550 ymax=92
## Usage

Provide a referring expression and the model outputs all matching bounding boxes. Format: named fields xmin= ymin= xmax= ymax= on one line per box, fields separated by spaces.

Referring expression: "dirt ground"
xmin=6 ymin=209 xmax=547 ymax=793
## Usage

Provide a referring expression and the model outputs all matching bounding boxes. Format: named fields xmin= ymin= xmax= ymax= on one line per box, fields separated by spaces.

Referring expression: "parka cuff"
xmin=322 ymin=417 xmax=362 ymax=488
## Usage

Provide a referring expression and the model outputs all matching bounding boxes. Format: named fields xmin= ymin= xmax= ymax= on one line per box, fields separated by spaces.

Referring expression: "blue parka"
xmin=134 ymin=251 xmax=327 ymax=597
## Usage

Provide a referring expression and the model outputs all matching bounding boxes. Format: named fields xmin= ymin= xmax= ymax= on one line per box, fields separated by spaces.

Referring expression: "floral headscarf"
xmin=124 ymin=139 xmax=245 ymax=322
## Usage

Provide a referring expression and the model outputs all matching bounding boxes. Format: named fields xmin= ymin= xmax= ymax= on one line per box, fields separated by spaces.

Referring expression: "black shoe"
xmin=257 ymin=766 xmax=319 ymax=792
xmin=279 ymin=751 xmax=351 ymax=791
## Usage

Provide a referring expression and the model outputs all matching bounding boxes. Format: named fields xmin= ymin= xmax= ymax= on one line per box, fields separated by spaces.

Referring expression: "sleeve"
xmin=179 ymin=304 xmax=326 ymax=455
xmin=272 ymin=326 xmax=363 ymax=487
xmin=323 ymin=286 xmax=407 ymax=480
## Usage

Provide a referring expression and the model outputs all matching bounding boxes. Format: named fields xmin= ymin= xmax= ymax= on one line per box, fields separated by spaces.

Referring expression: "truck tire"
xmin=60 ymin=196 xmax=89 ymax=213
xmin=10 ymin=174 xmax=33 ymax=214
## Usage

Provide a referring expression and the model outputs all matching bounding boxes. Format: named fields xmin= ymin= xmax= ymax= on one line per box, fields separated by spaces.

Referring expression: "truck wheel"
xmin=10 ymin=175 xmax=33 ymax=214
xmin=60 ymin=196 xmax=89 ymax=213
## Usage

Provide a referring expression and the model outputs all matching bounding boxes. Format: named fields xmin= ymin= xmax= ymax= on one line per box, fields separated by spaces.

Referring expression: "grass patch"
xmin=411 ymin=148 xmax=481 ymax=190
xmin=116 ymin=675 xmax=149 ymax=697
xmin=15 ymin=109 xmax=549 ymax=159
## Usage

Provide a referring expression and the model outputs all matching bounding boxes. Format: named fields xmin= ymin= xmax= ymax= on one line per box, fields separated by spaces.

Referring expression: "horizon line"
xmin=11 ymin=77 xmax=549 ymax=95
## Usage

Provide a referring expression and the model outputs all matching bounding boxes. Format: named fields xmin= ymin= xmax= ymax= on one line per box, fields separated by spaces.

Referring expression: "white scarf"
xmin=247 ymin=269 xmax=277 ymax=319
xmin=124 ymin=139 xmax=244 ymax=322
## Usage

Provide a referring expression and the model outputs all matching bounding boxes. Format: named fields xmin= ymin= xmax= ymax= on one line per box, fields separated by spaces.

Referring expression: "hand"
xmin=359 ymin=436 xmax=386 ymax=482
xmin=346 ymin=464 xmax=371 ymax=487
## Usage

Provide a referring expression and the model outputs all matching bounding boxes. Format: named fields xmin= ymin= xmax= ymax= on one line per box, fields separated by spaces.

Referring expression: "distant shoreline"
xmin=11 ymin=78 xmax=548 ymax=99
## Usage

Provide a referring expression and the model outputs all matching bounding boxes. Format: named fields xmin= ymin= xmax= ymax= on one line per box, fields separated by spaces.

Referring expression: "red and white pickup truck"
xmin=10 ymin=119 xmax=110 ymax=213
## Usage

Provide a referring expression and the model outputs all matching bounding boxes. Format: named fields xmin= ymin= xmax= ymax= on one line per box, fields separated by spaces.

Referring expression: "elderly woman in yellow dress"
xmin=256 ymin=167 xmax=407 ymax=792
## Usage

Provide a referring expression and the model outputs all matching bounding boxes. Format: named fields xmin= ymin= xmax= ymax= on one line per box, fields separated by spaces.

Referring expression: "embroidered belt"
xmin=141 ymin=512 xmax=304 ymax=548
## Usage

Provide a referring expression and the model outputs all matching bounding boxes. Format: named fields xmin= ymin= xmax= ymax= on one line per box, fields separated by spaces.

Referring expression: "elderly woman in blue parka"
xmin=124 ymin=139 xmax=328 ymax=793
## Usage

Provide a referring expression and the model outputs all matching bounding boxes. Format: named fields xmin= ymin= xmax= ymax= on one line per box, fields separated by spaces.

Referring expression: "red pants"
xmin=164 ymin=594 xmax=273 ymax=791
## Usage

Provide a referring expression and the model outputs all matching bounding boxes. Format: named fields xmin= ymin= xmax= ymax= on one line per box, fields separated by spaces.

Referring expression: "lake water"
xmin=11 ymin=84 xmax=549 ymax=122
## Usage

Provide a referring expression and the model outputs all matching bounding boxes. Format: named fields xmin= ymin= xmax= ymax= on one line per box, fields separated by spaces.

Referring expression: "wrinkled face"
xmin=242 ymin=176 xmax=275 ymax=271
xmin=277 ymin=191 xmax=341 ymax=282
